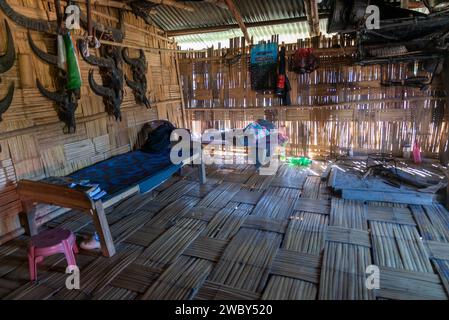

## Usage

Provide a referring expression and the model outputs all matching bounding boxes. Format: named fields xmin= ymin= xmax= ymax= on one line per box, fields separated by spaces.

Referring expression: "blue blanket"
xmin=69 ymin=149 xmax=179 ymax=199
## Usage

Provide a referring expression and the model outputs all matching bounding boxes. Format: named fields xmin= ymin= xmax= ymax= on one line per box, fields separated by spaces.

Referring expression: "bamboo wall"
xmin=0 ymin=1 xmax=184 ymax=242
xmin=179 ymin=35 xmax=449 ymax=160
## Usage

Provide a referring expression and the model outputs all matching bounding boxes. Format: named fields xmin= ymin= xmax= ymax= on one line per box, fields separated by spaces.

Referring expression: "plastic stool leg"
xmin=72 ymin=241 xmax=79 ymax=254
xmin=62 ymin=239 xmax=77 ymax=268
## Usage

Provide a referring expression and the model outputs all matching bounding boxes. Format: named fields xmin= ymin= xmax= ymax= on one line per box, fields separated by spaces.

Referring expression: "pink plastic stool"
xmin=28 ymin=228 xmax=78 ymax=281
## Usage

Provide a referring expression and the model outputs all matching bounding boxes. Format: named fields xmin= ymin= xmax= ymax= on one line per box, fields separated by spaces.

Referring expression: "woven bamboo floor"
xmin=1 ymin=163 xmax=449 ymax=300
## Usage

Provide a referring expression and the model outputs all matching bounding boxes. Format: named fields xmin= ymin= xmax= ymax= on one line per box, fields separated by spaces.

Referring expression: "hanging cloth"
xmin=290 ymin=48 xmax=318 ymax=74
xmin=276 ymin=46 xmax=291 ymax=106
xmin=64 ymin=32 xmax=82 ymax=91
xmin=57 ymin=34 xmax=67 ymax=71
xmin=250 ymin=43 xmax=278 ymax=91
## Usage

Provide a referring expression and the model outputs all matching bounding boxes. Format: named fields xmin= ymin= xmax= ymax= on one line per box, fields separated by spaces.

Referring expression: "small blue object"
xmin=92 ymin=190 xmax=107 ymax=201
xmin=94 ymin=232 xmax=100 ymax=242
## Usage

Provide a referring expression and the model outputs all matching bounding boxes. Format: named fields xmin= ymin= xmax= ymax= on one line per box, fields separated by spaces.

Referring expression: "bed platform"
xmin=16 ymin=149 xmax=204 ymax=258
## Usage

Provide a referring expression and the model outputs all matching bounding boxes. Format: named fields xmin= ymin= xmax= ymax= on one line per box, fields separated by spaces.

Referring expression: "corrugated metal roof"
xmin=151 ymin=0 xmax=309 ymax=31
xmin=174 ymin=18 xmax=330 ymax=50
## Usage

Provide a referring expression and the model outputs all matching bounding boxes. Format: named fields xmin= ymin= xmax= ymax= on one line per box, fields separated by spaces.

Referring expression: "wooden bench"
xmin=17 ymin=148 xmax=205 ymax=258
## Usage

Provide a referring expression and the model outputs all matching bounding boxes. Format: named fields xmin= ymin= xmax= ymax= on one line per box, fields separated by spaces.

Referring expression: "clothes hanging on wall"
xmin=290 ymin=48 xmax=318 ymax=74
xmin=276 ymin=46 xmax=291 ymax=106
xmin=250 ymin=43 xmax=278 ymax=91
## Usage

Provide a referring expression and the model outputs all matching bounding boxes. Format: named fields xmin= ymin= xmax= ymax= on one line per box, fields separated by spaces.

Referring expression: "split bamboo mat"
xmin=1 ymin=162 xmax=449 ymax=300
xmin=0 ymin=1 xmax=185 ymax=241
xmin=179 ymin=34 xmax=449 ymax=160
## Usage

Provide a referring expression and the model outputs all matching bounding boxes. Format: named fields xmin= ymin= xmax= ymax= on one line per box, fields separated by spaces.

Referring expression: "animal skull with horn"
xmin=122 ymin=48 xmax=150 ymax=108
xmin=0 ymin=19 xmax=15 ymax=122
xmin=79 ymin=40 xmax=124 ymax=120
xmin=0 ymin=0 xmax=124 ymax=42
xmin=28 ymin=30 xmax=80 ymax=133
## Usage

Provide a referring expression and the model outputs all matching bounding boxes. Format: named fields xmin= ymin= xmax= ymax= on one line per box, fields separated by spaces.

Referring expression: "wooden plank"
xmin=17 ymin=180 xmax=94 ymax=211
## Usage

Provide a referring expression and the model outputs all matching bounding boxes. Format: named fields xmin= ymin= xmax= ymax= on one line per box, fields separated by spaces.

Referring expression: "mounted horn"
xmin=88 ymin=69 xmax=115 ymax=99
xmin=89 ymin=69 xmax=123 ymax=120
xmin=0 ymin=20 xmax=15 ymax=74
xmin=124 ymin=75 xmax=140 ymax=91
xmin=36 ymin=78 xmax=79 ymax=133
xmin=0 ymin=83 xmax=14 ymax=121
xmin=122 ymin=47 xmax=149 ymax=108
xmin=122 ymin=48 xmax=145 ymax=68
xmin=0 ymin=0 xmax=123 ymax=42
xmin=0 ymin=0 xmax=57 ymax=33
xmin=36 ymin=78 xmax=64 ymax=103
xmin=78 ymin=40 xmax=116 ymax=68
xmin=27 ymin=30 xmax=59 ymax=67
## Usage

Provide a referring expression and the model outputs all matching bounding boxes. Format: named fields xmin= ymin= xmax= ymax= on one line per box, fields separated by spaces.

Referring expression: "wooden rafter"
xmin=223 ymin=0 xmax=251 ymax=43
xmin=304 ymin=0 xmax=320 ymax=37
xmin=68 ymin=0 xmax=195 ymax=12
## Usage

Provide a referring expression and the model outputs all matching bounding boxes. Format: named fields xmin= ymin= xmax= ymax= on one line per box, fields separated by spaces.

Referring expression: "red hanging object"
xmin=291 ymin=48 xmax=318 ymax=74
xmin=413 ymin=139 xmax=422 ymax=164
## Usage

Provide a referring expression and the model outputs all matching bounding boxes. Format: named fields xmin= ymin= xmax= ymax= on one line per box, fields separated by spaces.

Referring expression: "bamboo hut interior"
xmin=0 ymin=0 xmax=449 ymax=301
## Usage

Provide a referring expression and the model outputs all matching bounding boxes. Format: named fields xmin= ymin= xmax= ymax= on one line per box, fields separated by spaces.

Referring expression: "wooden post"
xmin=304 ymin=0 xmax=320 ymax=37
xmin=446 ymin=182 xmax=449 ymax=210
xmin=19 ymin=200 xmax=38 ymax=236
xmin=224 ymin=0 xmax=251 ymax=43
xmin=198 ymin=145 xmax=207 ymax=184
xmin=92 ymin=201 xmax=116 ymax=257
xmin=445 ymin=166 xmax=449 ymax=210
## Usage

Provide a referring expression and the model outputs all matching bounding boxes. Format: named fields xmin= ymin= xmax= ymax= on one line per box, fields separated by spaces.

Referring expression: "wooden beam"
xmin=304 ymin=0 xmax=320 ymax=37
xmin=223 ymin=0 xmax=251 ymax=43
xmin=149 ymin=0 xmax=195 ymax=12
xmin=204 ymin=0 xmax=229 ymax=10
xmin=168 ymin=15 xmax=329 ymax=37
xmin=69 ymin=0 xmax=194 ymax=12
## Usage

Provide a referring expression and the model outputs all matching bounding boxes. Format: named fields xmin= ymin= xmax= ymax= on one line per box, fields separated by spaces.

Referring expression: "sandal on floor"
xmin=80 ymin=235 xmax=101 ymax=250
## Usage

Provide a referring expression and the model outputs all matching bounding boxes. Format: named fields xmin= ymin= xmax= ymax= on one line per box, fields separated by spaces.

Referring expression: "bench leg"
xmin=198 ymin=162 xmax=206 ymax=184
xmin=446 ymin=183 xmax=449 ymax=211
xmin=20 ymin=200 xmax=38 ymax=236
xmin=91 ymin=201 xmax=116 ymax=257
